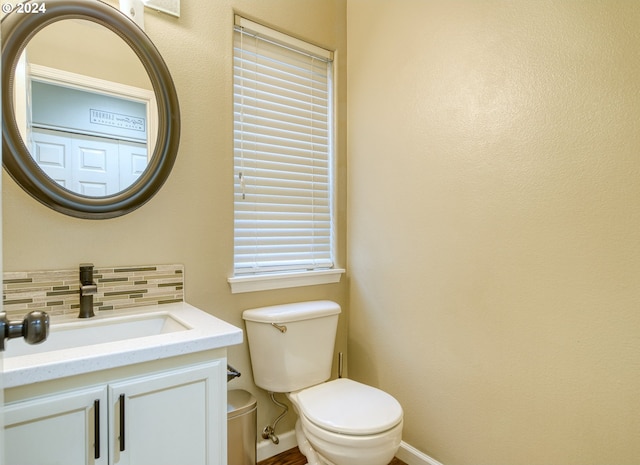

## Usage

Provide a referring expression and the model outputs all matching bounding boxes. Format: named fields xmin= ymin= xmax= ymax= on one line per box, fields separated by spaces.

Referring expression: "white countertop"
xmin=2 ymin=302 xmax=243 ymax=388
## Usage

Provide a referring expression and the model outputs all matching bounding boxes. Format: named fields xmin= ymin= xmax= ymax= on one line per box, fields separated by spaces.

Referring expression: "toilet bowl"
xmin=288 ymin=378 xmax=403 ymax=465
xmin=242 ymin=301 xmax=404 ymax=465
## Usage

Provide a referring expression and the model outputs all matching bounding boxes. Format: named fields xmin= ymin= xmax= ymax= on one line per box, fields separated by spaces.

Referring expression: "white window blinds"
xmin=233 ymin=17 xmax=335 ymax=275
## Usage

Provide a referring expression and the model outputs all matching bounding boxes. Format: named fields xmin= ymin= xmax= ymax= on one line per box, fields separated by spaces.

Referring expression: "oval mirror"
xmin=2 ymin=0 xmax=180 ymax=219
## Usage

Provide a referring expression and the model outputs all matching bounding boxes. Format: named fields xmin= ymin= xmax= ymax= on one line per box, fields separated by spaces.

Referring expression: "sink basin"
xmin=4 ymin=311 xmax=190 ymax=358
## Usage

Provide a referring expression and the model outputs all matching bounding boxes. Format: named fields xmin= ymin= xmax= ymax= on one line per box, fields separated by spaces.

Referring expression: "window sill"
xmin=228 ymin=268 xmax=345 ymax=294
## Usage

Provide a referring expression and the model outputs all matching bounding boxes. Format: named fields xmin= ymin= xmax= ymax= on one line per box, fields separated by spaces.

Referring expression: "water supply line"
xmin=262 ymin=392 xmax=288 ymax=444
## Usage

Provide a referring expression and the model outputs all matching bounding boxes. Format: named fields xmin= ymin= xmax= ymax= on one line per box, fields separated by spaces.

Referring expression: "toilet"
xmin=242 ymin=301 xmax=403 ymax=465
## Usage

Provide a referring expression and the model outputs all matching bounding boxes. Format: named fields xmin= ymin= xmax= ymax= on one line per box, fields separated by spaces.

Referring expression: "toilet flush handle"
xmin=271 ymin=323 xmax=287 ymax=333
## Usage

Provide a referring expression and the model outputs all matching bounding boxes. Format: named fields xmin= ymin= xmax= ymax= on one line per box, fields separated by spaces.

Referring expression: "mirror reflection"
xmin=17 ymin=19 xmax=157 ymax=196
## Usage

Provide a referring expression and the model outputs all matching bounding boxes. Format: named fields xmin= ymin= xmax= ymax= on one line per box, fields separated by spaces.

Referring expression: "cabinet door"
xmin=4 ymin=385 xmax=108 ymax=465
xmin=109 ymin=360 xmax=226 ymax=465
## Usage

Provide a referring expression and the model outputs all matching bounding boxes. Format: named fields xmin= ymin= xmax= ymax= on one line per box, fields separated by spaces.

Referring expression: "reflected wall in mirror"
xmin=2 ymin=0 xmax=180 ymax=219
xmin=19 ymin=19 xmax=158 ymax=196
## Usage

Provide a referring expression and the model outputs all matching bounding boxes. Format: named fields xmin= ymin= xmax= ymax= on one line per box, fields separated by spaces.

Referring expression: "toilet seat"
xmin=292 ymin=378 xmax=403 ymax=436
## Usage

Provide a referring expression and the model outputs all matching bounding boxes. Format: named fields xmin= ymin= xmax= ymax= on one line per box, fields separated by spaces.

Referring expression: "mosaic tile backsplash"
xmin=3 ymin=264 xmax=184 ymax=320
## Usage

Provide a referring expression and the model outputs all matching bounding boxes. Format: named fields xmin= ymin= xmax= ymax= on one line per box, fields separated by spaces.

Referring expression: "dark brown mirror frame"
xmin=2 ymin=0 xmax=180 ymax=219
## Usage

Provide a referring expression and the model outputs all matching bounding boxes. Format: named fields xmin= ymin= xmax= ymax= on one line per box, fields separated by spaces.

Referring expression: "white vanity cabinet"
xmin=4 ymin=385 xmax=109 ymax=465
xmin=4 ymin=352 xmax=227 ymax=465
xmin=109 ymin=360 xmax=225 ymax=465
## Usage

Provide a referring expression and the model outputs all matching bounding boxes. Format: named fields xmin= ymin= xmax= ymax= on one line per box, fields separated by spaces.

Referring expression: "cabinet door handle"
xmin=94 ymin=399 xmax=101 ymax=459
xmin=119 ymin=394 xmax=126 ymax=452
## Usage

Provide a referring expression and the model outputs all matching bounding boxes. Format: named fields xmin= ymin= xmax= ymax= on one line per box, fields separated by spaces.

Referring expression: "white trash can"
xmin=227 ymin=389 xmax=257 ymax=465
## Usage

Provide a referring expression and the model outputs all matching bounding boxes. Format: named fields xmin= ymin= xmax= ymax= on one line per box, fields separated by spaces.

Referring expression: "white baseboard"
xmin=397 ymin=441 xmax=443 ymax=465
xmin=256 ymin=430 xmax=442 ymax=465
xmin=256 ymin=429 xmax=298 ymax=462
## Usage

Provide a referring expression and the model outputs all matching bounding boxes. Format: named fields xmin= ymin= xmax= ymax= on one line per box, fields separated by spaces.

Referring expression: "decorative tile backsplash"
xmin=3 ymin=264 xmax=184 ymax=320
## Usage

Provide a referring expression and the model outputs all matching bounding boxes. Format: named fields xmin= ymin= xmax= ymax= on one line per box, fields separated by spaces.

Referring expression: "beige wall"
xmin=347 ymin=1 xmax=640 ymax=464
xmin=2 ymin=0 xmax=347 ymax=439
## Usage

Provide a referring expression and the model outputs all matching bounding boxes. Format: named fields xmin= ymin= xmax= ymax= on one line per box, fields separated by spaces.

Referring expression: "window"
xmin=230 ymin=16 xmax=343 ymax=292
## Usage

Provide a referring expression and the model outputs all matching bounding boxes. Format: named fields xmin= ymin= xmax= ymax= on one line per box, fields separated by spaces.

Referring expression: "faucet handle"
xmin=80 ymin=284 xmax=98 ymax=295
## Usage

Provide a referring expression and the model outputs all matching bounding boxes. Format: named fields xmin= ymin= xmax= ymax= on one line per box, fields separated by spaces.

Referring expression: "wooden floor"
xmin=258 ymin=447 xmax=407 ymax=465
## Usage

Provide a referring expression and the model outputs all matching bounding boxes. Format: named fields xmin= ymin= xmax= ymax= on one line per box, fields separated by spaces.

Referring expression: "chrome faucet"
xmin=79 ymin=263 xmax=97 ymax=318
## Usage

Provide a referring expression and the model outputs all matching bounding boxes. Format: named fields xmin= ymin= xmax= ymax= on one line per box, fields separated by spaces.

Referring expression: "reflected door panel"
xmin=119 ymin=141 xmax=148 ymax=189
xmin=72 ymin=137 xmax=119 ymax=196
xmin=31 ymin=130 xmax=72 ymax=189
xmin=32 ymin=129 xmax=147 ymax=196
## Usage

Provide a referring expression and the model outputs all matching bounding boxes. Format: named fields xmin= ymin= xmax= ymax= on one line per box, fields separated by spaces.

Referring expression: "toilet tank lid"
xmin=242 ymin=300 xmax=341 ymax=323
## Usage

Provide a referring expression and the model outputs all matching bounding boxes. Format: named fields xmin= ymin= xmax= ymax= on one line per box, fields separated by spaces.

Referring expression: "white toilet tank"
xmin=242 ymin=301 xmax=341 ymax=393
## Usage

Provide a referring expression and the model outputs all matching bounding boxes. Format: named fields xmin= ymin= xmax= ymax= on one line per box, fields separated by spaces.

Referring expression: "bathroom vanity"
xmin=2 ymin=303 xmax=243 ymax=465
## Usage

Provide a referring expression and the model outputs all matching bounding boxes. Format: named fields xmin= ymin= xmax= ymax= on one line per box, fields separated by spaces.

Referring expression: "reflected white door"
xmin=32 ymin=129 xmax=119 ymax=195
xmin=32 ymin=129 xmax=147 ymax=195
